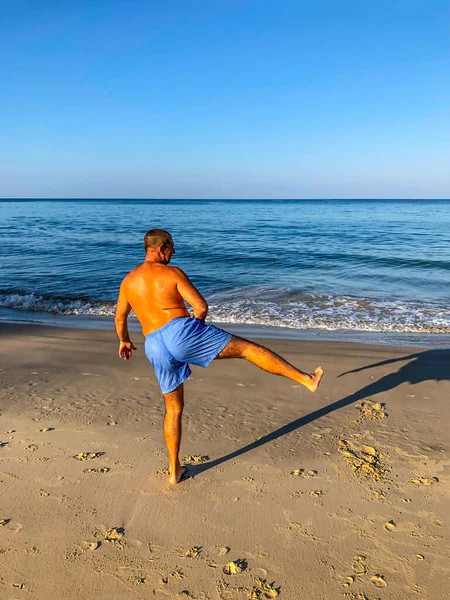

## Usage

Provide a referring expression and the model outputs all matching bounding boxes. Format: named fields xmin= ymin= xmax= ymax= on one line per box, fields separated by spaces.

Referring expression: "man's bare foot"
xmin=169 ymin=465 xmax=188 ymax=485
xmin=305 ymin=366 xmax=324 ymax=392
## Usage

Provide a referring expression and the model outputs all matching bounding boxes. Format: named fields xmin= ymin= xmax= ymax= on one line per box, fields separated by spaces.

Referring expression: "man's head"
xmin=144 ymin=229 xmax=175 ymax=264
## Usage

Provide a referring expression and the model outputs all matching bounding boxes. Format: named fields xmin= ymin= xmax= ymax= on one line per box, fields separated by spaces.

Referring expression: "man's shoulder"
xmin=167 ymin=265 xmax=184 ymax=275
xmin=121 ymin=263 xmax=145 ymax=285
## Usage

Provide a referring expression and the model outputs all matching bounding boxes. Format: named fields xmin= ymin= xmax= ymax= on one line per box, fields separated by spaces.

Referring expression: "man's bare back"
xmin=115 ymin=233 xmax=208 ymax=355
xmin=121 ymin=263 xmax=193 ymax=334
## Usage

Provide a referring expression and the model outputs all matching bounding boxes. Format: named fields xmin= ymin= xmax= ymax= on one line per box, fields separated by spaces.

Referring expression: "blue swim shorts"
xmin=144 ymin=317 xmax=232 ymax=394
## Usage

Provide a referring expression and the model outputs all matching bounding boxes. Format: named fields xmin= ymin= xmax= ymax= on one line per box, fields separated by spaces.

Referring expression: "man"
xmin=115 ymin=229 xmax=323 ymax=484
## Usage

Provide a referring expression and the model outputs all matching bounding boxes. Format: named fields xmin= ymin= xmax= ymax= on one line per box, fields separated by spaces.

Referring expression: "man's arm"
xmin=115 ymin=283 xmax=137 ymax=360
xmin=174 ymin=268 xmax=209 ymax=320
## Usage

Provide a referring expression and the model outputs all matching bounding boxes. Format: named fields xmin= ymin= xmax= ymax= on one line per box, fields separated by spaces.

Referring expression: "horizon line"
xmin=1 ymin=197 xmax=450 ymax=202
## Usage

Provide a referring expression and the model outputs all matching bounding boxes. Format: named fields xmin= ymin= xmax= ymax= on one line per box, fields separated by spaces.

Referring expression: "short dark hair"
xmin=144 ymin=229 xmax=172 ymax=251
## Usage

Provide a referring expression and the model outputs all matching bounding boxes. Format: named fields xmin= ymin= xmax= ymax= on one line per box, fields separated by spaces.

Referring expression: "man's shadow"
xmin=188 ymin=349 xmax=450 ymax=478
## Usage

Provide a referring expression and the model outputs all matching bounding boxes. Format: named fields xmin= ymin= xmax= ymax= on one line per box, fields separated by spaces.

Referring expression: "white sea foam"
xmin=1 ymin=290 xmax=448 ymax=334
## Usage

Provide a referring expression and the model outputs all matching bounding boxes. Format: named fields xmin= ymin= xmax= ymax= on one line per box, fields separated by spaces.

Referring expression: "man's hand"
xmin=118 ymin=341 xmax=137 ymax=360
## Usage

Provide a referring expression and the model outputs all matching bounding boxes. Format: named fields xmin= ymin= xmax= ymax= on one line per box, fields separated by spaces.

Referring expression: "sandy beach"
xmin=0 ymin=322 xmax=448 ymax=599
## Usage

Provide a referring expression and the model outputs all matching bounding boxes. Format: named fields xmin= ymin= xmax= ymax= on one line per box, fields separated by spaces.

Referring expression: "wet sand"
xmin=0 ymin=323 xmax=448 ymax=599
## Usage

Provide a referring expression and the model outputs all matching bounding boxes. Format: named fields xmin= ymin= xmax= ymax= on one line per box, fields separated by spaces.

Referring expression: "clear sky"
xmin=1 ymin=0 xmax=449 ymax=199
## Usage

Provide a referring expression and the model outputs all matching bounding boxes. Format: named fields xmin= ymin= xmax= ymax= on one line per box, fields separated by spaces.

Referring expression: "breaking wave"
xmin=1 ymin=289 xmax=448 ymax=334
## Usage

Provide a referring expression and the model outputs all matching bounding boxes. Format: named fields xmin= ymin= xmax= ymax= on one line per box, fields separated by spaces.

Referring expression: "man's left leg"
xmin=163 ymin=383 xmax=186 ymax=484
xmin=216 ymin=336 xmax=323 ymax=391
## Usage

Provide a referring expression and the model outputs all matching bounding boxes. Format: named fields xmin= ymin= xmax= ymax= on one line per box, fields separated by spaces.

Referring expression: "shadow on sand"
xmin=188 ymin=349 xmax=450 ymax=478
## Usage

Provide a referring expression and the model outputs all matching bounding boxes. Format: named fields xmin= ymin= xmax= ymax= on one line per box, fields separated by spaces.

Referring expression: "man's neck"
xmin=145 ymin=254 xmax=165 ymax=264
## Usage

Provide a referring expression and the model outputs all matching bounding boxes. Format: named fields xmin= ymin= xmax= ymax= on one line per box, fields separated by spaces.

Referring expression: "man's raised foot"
xmin=305 ymin=366 xmax=324 ymax=392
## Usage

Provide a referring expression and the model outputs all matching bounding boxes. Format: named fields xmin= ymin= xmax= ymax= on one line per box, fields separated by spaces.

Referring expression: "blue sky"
xmin=1 ymin=0 xmax=449 ymax=198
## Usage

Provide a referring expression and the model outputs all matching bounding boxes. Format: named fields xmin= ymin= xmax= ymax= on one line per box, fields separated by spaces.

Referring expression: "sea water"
xmin=1 ymin=199 xmax=449 ymax=346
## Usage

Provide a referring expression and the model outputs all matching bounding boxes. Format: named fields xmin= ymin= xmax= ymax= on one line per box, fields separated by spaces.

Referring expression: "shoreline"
xmin=1 ymin=307 xmax=448 ymax=349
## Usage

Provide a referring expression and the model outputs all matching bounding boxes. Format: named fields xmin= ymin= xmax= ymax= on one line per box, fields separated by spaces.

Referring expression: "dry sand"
xmin=0 ymin=322 xmax=448 ymax=599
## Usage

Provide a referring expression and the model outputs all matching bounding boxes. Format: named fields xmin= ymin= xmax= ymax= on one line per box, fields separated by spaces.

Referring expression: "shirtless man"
xmin=115 ymin=229 xmax=323 ymax=484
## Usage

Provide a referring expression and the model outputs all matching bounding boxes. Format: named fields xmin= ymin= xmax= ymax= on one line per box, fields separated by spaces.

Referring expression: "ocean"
xmin=1 ymin=199 xmax=449 ymax=347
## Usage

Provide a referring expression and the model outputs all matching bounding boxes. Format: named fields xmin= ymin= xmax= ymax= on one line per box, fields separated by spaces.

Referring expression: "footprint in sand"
xmin=355 ymin=399 xmax=388 ymax=422
xmin=370 ymin=574 xmax=387 ymax=588
xmin=170 ymin=570 xmax=184 ymax=579
xmin=431 ymin=519 xmax=443 ymax=527
xmin=338 ymin=440 xmax=388 ymax=481
xmin=291 ymin=468 xmax=317 ymax=478
xmin=351 ymin=555 xmax=367 ymax=575
xmin=1 ymin=472 xmax=19 ymax=480
xmin=82 ymin=541 xmax=101 ymax=551
xmin=175 ymin=546 xmax=202 ymax=558
xmin=183 ymin=455 xmax=209 ymax=464
xmin=12 ymin=583 xmax=25 ymax=589
xmin=74 ymin=452 xmax=105 ymax=461
xmin=156 ymin=467 xmax=170 ymax=475
xmin=384 ymin=520 xmax=396 ymax=532
xmin=83 ymin=467 xmax=110 ymax=474
xmin=223 ymin=559 xmax=247 ymax=574
xmin=410 ymin=476 xmax=439 ymax=485
xmin=104 ymin=527 xmax=125 ymax=543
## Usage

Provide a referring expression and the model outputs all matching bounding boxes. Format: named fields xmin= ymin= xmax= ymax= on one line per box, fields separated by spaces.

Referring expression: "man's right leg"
xmin=217 ymin=336 xmax=323 ymax=392
xmin=163 ymin=383 xmax=186 ymax=484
